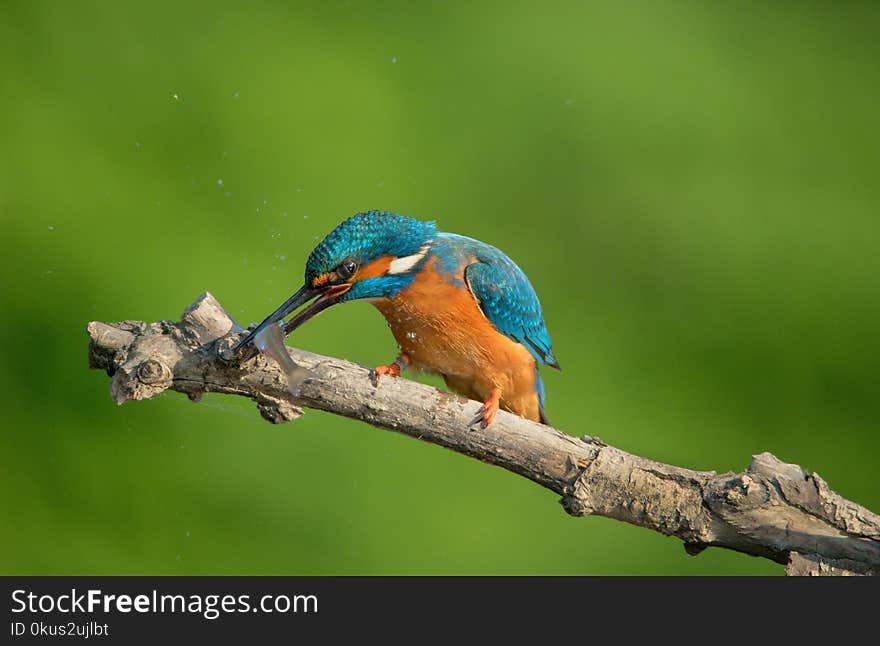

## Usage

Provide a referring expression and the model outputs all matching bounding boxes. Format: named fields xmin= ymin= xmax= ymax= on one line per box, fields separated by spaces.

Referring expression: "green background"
xmin=2 ymin=1 xmax=877 ymax=575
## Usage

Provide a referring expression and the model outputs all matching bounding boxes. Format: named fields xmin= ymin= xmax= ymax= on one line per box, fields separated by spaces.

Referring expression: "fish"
xmin=252 ymin=320 xmax=311 ymax=396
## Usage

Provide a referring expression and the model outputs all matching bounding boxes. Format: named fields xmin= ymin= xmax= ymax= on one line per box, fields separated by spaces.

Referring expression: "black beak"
xmin=234 ymin=283 xmax=351 ymax=354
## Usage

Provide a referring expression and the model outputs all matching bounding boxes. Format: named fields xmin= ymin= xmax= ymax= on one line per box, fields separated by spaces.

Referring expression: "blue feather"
xmin=342 ymin=274 xmax=415 ymax=301
xmin=435 ymin=233 xmax=560 ymax=370
xmin=306 ymin=211 xmax=436 ymax=285
xmin=534 ymin=369 xmax=550 ymax=425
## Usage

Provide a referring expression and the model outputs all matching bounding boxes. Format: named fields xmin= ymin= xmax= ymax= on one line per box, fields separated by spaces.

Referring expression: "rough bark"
xmin=87 ymin=292 xmax=880 ymax=576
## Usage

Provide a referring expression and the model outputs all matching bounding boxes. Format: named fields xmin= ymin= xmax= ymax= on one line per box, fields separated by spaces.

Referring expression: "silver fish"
xmin=252 ymin=321 xmax=310 ymax=396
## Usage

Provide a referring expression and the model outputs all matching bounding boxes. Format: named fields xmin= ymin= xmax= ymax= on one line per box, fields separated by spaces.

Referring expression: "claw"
xmin=469 ymin=387 xmax=501 ymax=430
xmin=468 ymin=406 xmax=486 ymax=428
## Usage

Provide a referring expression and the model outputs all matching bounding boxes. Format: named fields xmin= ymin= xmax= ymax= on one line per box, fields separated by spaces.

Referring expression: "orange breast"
xmin=372 ymin=257 xmax=541 ymax=421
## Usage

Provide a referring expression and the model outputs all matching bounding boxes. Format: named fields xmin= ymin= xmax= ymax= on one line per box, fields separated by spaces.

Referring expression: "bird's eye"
xmin=337 ymin=259 xmax=358 ymax=280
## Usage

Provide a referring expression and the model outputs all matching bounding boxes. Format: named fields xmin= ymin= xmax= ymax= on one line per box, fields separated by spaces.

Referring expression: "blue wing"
xmin=463 ymin=247 xmax=560 ymax=371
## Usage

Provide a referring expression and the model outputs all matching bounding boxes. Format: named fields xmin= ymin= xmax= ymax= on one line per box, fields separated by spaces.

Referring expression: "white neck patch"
xmin=388 ymin=243 xmax=431 ymax=275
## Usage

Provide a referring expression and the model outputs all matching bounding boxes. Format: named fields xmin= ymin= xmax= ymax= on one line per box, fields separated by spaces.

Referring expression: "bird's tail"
xmin=538 ymin=404 xmax=551 ymax=426
xmin=535 ymin=369 xmax=551 ymax=425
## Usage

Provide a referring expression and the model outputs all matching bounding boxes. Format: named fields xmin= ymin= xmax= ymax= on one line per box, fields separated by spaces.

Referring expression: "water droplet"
xmin=233 ymin=91 xmax=239 ymax=100
xmin=282 ymin=211 xmax=288 ymax=217
xmin=172 ymin=92 xmax=180 ymax=101
xmin=47 ymin=225 xmax=54 ymax=231
xmin=406 ymin=331 xmax=417 ymax=340
xmin=225 ymin=191 xmax=232 ymax=197
xmin=216 ymin=178 xmax=224 ymax=186
xmin=135 ymin=141 xmax=141 ymax=152
xmin=303 ymin=214 xmax=308 ymax=219
xmin=564 ymin=98 xmax=575 ymax=105
xmin=295 ymin=186 xmax=303 ymax=192
xmin=391 ymin=56 xmax=398 ymax=64
xmin=186 ymin=531 xmax=191 ymax=537
xmin=280 ymin=255 xmax=286 ymax=261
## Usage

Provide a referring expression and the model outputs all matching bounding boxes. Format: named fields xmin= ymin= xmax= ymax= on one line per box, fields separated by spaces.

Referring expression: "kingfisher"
xmin=236 ymin=211 xmax=560 ymax=428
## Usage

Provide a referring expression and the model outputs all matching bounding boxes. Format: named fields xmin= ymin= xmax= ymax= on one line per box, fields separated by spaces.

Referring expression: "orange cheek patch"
xmin=312 ymin=272 xmax=333 ymax=287
xmin=357 ymin=255 xmax=394 ymax=280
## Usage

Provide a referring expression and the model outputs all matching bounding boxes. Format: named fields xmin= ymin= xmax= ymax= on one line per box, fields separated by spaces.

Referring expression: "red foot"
xmin=470 ymin=387 xmax=502 ymax=430
xmin=370 ymin=354 xmax=409 ymax=387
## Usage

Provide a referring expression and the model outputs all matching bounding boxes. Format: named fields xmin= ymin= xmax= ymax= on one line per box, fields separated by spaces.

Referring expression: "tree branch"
xmin=87 ymin=293 xmax=880 ymax=576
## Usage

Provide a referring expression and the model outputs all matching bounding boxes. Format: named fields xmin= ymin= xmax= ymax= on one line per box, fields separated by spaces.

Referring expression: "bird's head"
xmin=237 ymin=211 xmax=436 ymax=349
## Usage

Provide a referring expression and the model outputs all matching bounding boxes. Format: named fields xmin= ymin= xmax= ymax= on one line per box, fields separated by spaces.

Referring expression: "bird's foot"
xmin=369 ymin=354 xmax=410 ymax=387
xmin=369 ymin=363 xmax=401 ymax=387
xmin=469 ymin=387 xmax=502 ymax=430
